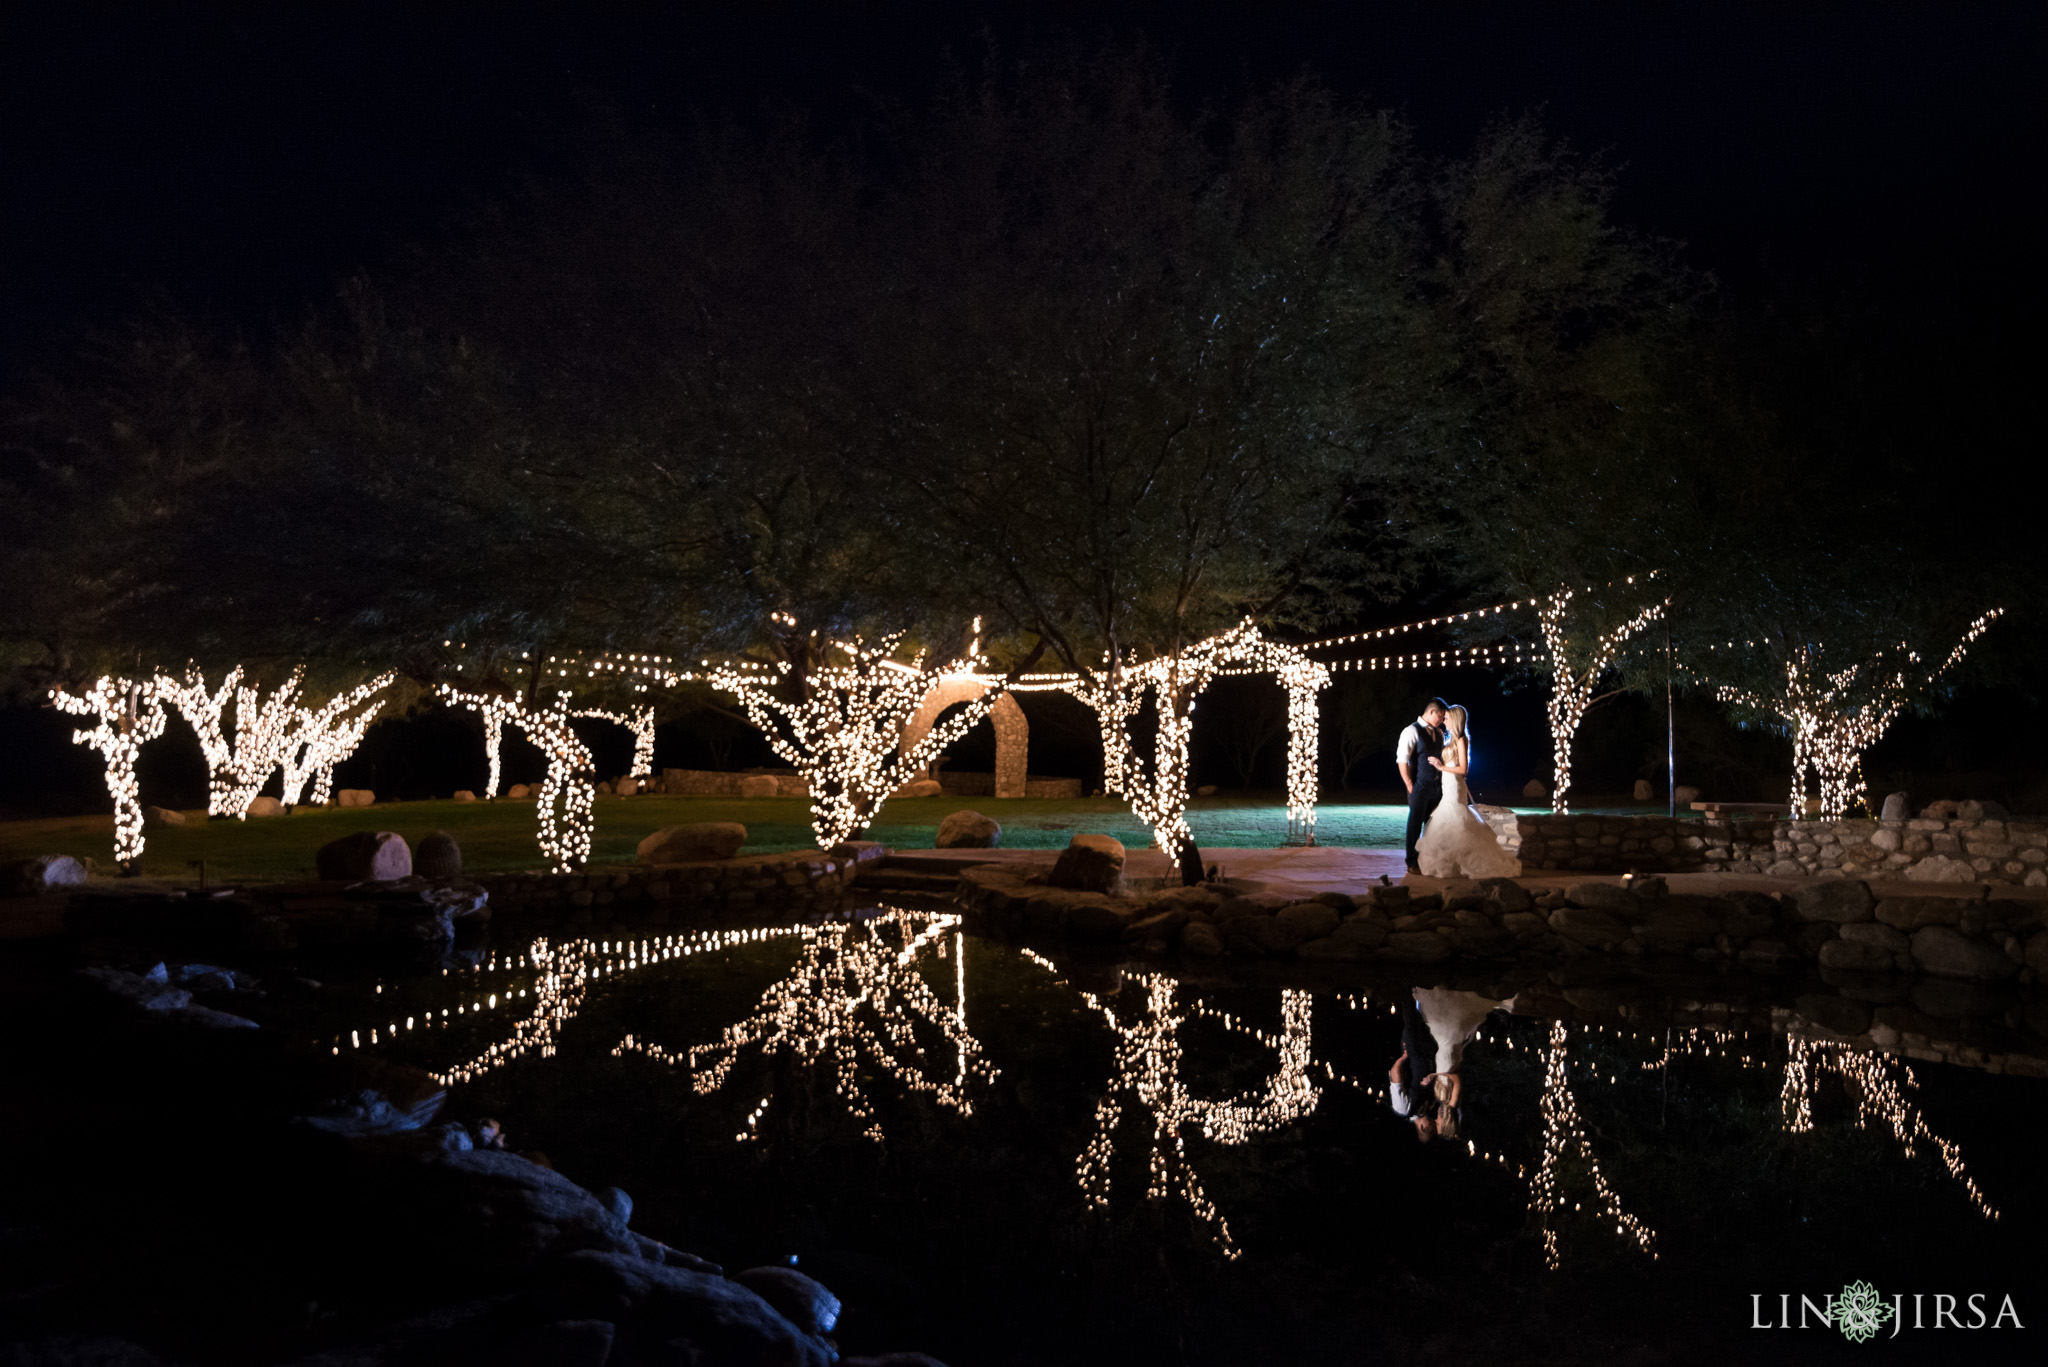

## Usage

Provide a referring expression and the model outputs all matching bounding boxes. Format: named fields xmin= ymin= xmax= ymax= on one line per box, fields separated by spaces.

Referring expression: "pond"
xmin=323 ymin=906 xmax=2046 ymax=1364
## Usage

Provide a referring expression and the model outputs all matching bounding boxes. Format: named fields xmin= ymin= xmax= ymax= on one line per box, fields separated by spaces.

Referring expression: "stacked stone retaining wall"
xmin=656 ymin=768 xmax=809 ymax=798
xmin=1487 ymin=807 xmax=2048 ymax=887
xmin=470 ymin=848 xmax=871 ymax=929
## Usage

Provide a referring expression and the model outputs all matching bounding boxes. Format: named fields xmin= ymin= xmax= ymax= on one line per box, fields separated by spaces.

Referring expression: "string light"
xmin=1303 ymin=599 xmax=1532 ymax=650
xmin=711 ymin=628 xmax=999 ymax=848
xmin=1717 ymin=610 xmax=2003 ymax=820
xmin=1538 ymin=586 xmax=1667 ymax=815
xmin=441 ymin=686 xmax=596 ymax=871
xmin=50 ymin=676 xmax=167 ymax=866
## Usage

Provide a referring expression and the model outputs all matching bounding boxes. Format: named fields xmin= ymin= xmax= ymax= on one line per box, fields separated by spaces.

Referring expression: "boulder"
xmin=1275 ymin=901 xmax=1341 ymax=942
xmin=1549 ymin=905 xmax=1629 ymax=950
xmin=2026 ymin=930 xmax=2048 ymax=978
xmin=733 ymin=1266 xmax=842 ymax=1336
xmin=1631 ymin=903 xmax=1721 ymax=951
xmin=1674 ymin=784 xmax=1701 ymax=806
xmin=542 ymin=1250 xmax=834 ymax=1367
xmin=1332 ymin=916 xmax=1391 ymax=948
xmin=246 ymin=795 xmax=285 ymax=817
xmin=316 ymin=831 xmax=413 ymax=882
xmin=1880 ymin=791 xmax=1910 ymax=823
xmin=594 ymin=781 xmax=614 ymax=796
xmin=613 ymin=776 xmax=640 ymax=796
xmin=1818 ymin=938 xmax=1900 ymax=975
xmin=1195 ymin=784 xmax=1219 ymax=797
xmin=1920 ymin=800 xmax=1959 ymax=820
xmin=1179 ymin=921 xmax=1224 ymax=956
xmin=1566 ymin=882 xmax=1641 ymax=918
xmin=1632 ymin=779 xmax=1654 ymax=801
xmin=415 ymin=830 xmax=463 ymax=879
xmin=1957 ymin=798 xmax=2010 ymax=821
xmin=337 ymin=788 xmax=376 ymax=808
xmin=1379 ymin=930 xmax=1453 ymax=964
xmin=3 ymin=854 xmax=88 ymax=896
xmin=1719 ymin=891 xmax=1782 ymax=938
xmin=143 ymin=805 xmax=186 ymax=827
xmin=453 ymin=790 xmax=477 ymax=802
xmin=1910 ymin=926 xmax=2019 ymax=981
xmin=507 ymin=784 xmax=532 ymax=798
xmin=638 ymin=823 xmax=747 ymax=863
xmin=1522 ymin=779 xmax=1547 ymax=799
xmin=1792 ymin=880 xmax=1874 ymax=924
xmin=897 ymin=777 xmax=943 ymax=798
xmin=935 ymin=810 xmax=1002 ymax=849
xmin=1875 ymin=897 xmax=1964 ymax=932
xmin=1905 ymin=855 xmax=1978 ymax=884
xmin=1049 ymin=834 xmax=1125 ymax=894
xmin=1840 ymin=921 xmax=1910 ymax=955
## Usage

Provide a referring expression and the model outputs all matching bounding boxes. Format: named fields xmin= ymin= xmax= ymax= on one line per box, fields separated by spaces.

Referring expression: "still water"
xmin=329 ymin=906 xmax=2045 ymax=1364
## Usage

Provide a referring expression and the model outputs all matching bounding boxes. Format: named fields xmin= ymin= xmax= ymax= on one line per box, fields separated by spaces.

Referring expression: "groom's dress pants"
xmin=1405 ymin=776 xmax=1441 ymax=869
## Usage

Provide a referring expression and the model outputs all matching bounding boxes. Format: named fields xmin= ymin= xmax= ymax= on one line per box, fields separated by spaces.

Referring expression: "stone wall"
xmin=938 ymin=771 xmax=1088 ymax=800
xmin=656 ymin=768 xmax=809 ymax=798
xmin=1487 ymin=803 xmax=2048 ymax=887
xmin=470 ymin=846 xmax=877 ymax=928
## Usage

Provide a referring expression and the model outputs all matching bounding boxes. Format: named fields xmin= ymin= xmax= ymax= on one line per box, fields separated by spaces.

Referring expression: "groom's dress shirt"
xmin=1396 ymin=717 xmax=1438 ymax=771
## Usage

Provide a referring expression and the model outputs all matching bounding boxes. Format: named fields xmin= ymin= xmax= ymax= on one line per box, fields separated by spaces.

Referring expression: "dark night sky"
xmin=2 ymin=2 xmax=2042 ymax=808
xmin=4 ymin=2 xmax=2042 ymax=385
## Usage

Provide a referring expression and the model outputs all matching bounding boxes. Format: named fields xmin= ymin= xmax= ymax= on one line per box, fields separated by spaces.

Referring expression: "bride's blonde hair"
xmin=1444 ymin=704 xmax=1469 ymax=740
xmin=1432 ymin=1074 xmax=1461 ymax=1138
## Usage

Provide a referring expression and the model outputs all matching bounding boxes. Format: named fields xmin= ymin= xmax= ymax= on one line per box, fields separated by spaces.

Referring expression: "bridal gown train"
xmin=1416 ymin=763 xmax=1522 ymax=879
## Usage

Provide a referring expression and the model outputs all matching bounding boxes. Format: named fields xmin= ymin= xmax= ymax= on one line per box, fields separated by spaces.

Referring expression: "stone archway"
xmin=901 ymin=680 xmax=1029 ymax=798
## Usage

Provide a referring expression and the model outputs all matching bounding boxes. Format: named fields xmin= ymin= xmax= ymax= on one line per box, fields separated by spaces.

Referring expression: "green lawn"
xmin=0 ymin=791 xmax=1675 ymax=884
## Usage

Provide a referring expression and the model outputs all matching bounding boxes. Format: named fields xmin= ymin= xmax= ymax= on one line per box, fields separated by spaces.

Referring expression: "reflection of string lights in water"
xmin=617 ymin=908 xmax=997 ymax=1144
xmin=1529 ymin=1021 xmax=1658 ymax=1270
xmin=1075 ymin=975 xmax=1318 ymax=1260
xmin=337 ymin=927 xmax=806 ymax=1083
xmin=1779 ymin=1038 xmax=1998 ymax=1220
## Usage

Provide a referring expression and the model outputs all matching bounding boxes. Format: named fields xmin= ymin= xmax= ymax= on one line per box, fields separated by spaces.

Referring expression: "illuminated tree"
xmin=441 ymin=685 xmax=596 ymax=871
xmin=1527 ymin=1021 xmax=1658 ymax=1269
xmin=573 ymin=702 xmax=657 ymax=780
xmin=1537 ymin=585 xmax=1667 ymax=814
xmin=156 ymin=664 xmax=245 ymax=816
xmin=277 ymin=672 xmax=395 ymax=807
xmin=712 ymin=630 xmax=1000 ymax=848
xmin=1716 ymin=611 xmax=2003 ymax=820
xmin=50 ymin=676 xmax=167 ymax=868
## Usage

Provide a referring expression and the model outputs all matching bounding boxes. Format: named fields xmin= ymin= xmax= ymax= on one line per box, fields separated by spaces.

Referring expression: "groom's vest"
xmin=1411 ymin=722 xmax=1443 ymax=790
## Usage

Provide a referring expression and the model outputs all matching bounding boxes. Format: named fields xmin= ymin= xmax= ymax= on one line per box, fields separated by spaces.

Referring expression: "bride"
xmin=1415 ymin=704 xmax=1522 ymax=878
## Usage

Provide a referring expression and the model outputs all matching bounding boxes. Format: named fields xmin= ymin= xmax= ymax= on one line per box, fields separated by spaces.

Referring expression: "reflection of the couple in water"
xmin=338 ymin=906 xmax=2006 ymax=1267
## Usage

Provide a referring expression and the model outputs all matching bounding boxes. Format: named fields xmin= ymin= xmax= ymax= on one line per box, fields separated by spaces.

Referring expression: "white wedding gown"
xmin=1413 ymin=987 xmax=1509 ymax=1075
xmin=1416 ymin=746 xmax=1522 ymax=879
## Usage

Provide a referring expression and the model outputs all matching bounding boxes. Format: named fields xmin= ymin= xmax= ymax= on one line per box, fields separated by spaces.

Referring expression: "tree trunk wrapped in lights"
xmin=441 ymin=685 xmax=597 ymax=871
xmin=156 ymin=665 xmax=245 ymax=816
xmin=1537 ymin=587 xmax=1667 ymax=815
xmin=1069 ymin=622 xmax=1330 ymax=852
xmin=1717 ymin=610 xmax=2003 ymax=821
xmin=712 ymin=633 xmax=998 ymax=849
xmin=50 ymin=676 xmax=168 ymax=868
xmin=217 ymin=669 xmax=311 ymax=819
xmin=572 ymin=703 xmax=658 ymax=779
xmin=277 ymin=673 xmax=395 ymax=808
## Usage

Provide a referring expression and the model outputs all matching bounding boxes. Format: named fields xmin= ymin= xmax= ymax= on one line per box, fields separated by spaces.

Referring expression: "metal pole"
xmin=1667 ymin=624 xmax=1676 ymax=818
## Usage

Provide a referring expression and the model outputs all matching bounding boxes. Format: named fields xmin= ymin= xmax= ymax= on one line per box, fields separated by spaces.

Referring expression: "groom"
xmin=1397 ymin=697 xmax=1450 ymax=875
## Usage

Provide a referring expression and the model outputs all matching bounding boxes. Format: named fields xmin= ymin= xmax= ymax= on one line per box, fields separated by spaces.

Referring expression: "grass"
xmin=0 ymin=791 xmax=1678 ymax=885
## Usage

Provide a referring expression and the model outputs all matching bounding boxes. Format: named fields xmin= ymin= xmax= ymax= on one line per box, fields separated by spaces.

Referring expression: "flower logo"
xmin=1832 ymin=1281 xmax=1895 ymax=1343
